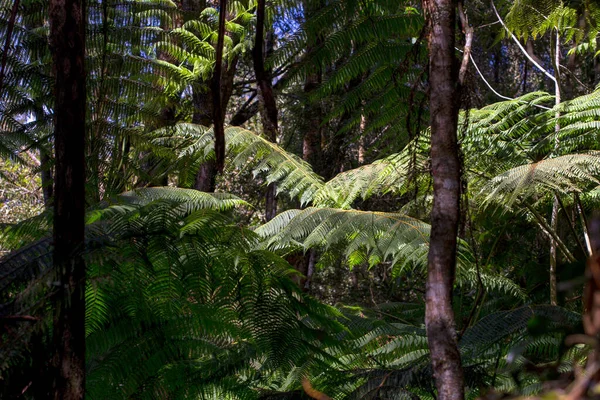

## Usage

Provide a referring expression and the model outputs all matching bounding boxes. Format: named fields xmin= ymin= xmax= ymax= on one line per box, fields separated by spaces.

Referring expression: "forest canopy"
xmin=2 ymin=0 xmax=600 ymax=399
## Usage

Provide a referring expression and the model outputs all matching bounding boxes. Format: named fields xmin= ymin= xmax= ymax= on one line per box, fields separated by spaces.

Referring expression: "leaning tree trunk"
xmin=422 ymin=0 xmax=465 ymax=399
xmin=49 ymin=0 xmax=87 ymax=397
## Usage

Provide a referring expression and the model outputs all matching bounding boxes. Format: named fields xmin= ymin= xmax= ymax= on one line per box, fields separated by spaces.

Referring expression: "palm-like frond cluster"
xmin=274 ymin=0 xmax=426 ymax=140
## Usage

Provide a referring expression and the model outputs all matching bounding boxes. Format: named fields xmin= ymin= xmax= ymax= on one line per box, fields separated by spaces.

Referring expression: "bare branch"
xmin=457 ymin=1 xmax=473 ymax=85
xmin=468 ymin=52 xmax=551 ymax=110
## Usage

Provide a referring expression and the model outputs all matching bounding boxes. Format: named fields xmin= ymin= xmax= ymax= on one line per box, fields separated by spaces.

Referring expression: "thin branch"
xmin=468 ymin=52 xmax=551 ymax=110
xmin=526 ymin=203 xmax=576 ymax=263
xmin=476 ymin=21 xmax=500 ymax=30
xmin=491 ymin=0 xmax=557 ymax=83
xmin=457 ymin=1 xmax=473 ymax=85
xmin=560 ymin=64 xmax=593 ymax=92
xmin=576 ymin=193 xmax=592 ymax=256
xmin=0 ymin=315 xmax=39 ymax=322
xmin=555 ymin=193 xmax=587 ymax=256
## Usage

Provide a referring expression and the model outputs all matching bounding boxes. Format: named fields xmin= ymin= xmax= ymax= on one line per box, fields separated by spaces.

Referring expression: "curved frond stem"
xmin=526 ymin=202 xmax=576 ymax=263
xmin=468 ymin=53 xmax=550 ymax=110
xmin=491 ymin=0 xmax=556 ymax=83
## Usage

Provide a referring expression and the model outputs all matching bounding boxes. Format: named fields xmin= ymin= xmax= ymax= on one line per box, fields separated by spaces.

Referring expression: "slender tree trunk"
xmin=193 ymin=2 xmax=239 ymax=191
xmin=302 ymin=66 xmax=322 ymax=167
xmin=192 ymin=84 xmax=217 ymax=192
xmin=301 ymin=0 xmax=323 ymax=171
xmin=577 ymin=193 xmax=593 ymax=255
xmin=49 ymin=0 xmax=86 ymax=397
xmin=549 ymin=196 xmax=559 ymax=305
xmin=253 ymin=0 xmax=278 ymax=221
xmin=191 ymin=61 xmax=238 ymax=191
xmin=192 ymin=58 xmax=239 ymax=191
xmin=35 ymin=108 xmax=54 ymax=208
xmin=595 ymin=36 xmax=600 ymax=85
xmin=41 ymin=152 xmax=54 ymax=208
xmin=422 ymin=0 xmax=465 ymax=399
xmin=358 ymin=115 xmax=366 ymax=165
xmin=304 ymin=249 xmax=316 ymax=291
xmin=212 ymin=0 xmax=227 ymax=173
xmin=550 ymin=30 xmax=562 ymax=306
xmin=522 ymin=56 xmax=528 ymax=94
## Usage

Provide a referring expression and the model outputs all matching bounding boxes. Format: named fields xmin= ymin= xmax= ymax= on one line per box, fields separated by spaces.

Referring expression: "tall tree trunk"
xmin=301 ymin=0 xmax=323 ymax=171
xmin=302 ymin=71 xmax=322 ymax=169
xmin=595 ymin=36 xmax=600 ymax=85
xmin=422 ymin=0 xmax=465 ymax=399
xmin=35 ymin=108 xmax=54 ymax=208
xmin=192 ymin=66 xmax=217 ymax=193
xmin=187 ymin=0 xmax=215 ymax=193
xmin=192 ymin=59 xmax=239 ymax=191
xmin=191 ymin=57 xmax=239 ymax=191
xmin=550 ymin=30 xmax=562 ymax=306
xmin=193 ymin=1 xmax=239 ymax=191
xmin=49 ymin=0 xmax=86 ymax=397
xmin=549 ymin=196 xmax=559 ymax=305
xmin=358 ymin=104 xmax=367 ymax=165
xmin=253 ymin=0 xmax=278 ymax=221
xmin=212 ymin=0 xmax=227 ymax=173
xmin=41 ymin=152 xmax=54 ymax=208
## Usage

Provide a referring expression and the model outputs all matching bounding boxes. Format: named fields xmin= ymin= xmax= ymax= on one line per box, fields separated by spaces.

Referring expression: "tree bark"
xmin=422 ymin=0 xmax=465 ymax=399
xmin=550 ymin=30 xmax=562 ymax=306
xmin=301 ymin=0 xmax=323 ymax=171
xmin=191 ymin=60 xmax=239 ymax=191
xmin=358 ymin=113 xmax=366 ymax=165
xmin=193 ymin=3 xmax=239 ymax=191
xmin=302 ymin=71 xmax=322 ymax=169
xmin=35 ymin=108 xmax=54 ymax=208
xmin=192 ymin=86 xmax=217 ymax=191
xmin=41 ymin=152 xmax=54 ymax=208
xmin=49 ymin=0 xmax=86 ymax=397
xmin=252 ymin=0 xmax=278 ymax=221
xmin=549 ymin=196 xmax=559 ymax=305
xmin=212 ymin=0 xmax=227 ymax=173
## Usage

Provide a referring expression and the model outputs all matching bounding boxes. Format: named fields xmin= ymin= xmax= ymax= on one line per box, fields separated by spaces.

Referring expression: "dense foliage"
xmin=2 ymin=0 xmax=600 ymax=398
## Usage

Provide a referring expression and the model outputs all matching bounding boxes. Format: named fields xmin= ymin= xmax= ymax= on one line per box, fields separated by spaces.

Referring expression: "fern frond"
xmin=480 ymin=152 xmax=600 ymax=206
xmin=255 ymin=207 xmax=473 ymax=274
xmin=146 ymin=124 xmax=326 ymax=204
xmin=2 ymin=186 xmax=347 ymax=398
xmin=313 ymin=140 xmax=429 ymax=208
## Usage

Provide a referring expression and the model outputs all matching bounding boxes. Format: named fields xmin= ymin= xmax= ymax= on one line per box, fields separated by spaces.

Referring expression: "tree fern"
xmin=480 ymin=152 xmax=600 ymax=206
xmin=271 ymin=0 xmax=427 ymax=143
xmin=312 ymin=141 xmax=429 ymax=209
xmin=0 ymin=187 xmax=346 ymax=398
xmin=146 ymin=124 xmax=326 ymax=204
